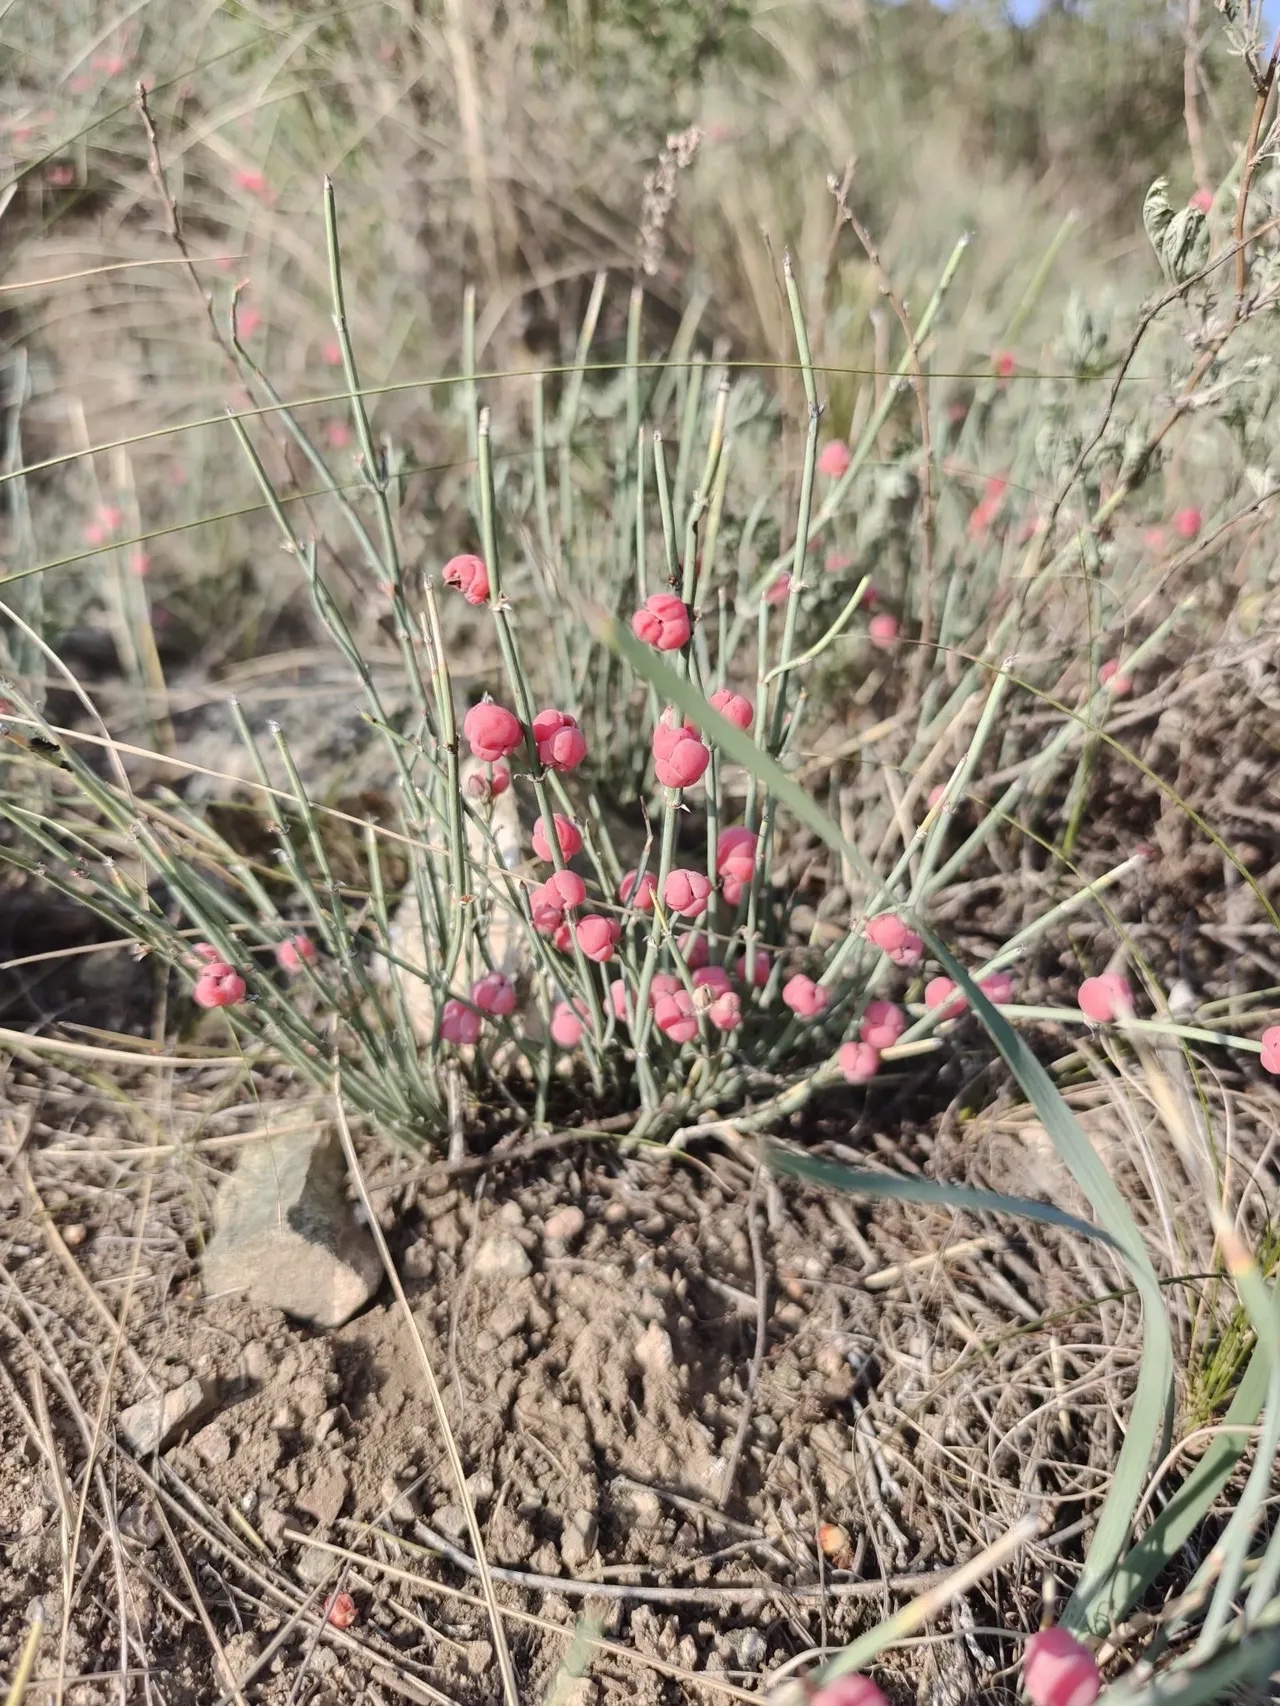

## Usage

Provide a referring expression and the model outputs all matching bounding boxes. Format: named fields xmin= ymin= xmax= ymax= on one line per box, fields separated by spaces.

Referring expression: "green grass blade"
xmin=920 ymin=936 xmax=1175 ymax=1636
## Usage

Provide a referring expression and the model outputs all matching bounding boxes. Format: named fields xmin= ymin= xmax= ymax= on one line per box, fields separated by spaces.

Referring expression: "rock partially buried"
xmin=201 ymin=1129 xmax=382 ymax=1329
xmin=118 ymin=1376 xmax=219 ymax=1455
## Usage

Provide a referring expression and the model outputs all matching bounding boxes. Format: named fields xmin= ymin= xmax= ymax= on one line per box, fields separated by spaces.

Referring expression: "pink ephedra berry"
xmin=810 ymin=1677 xmax=890 ymax=1706
xmin=1260 ymin=1026 xmax=1280 ymax=1074
xmin=550 ymin=998 xmax=588 ymax=1049
xmin=275 ymin=932 xmax=317 ymax=974
xmin=529 ymin=869 xmax=587 ymax=934
xmin=324 ymin=1590 xmax=358 ymax=1631
xmin=609 ymin=979 xmax=632 ymax=1021
xmin=864 ymin=914 xmax=924 ymax=967
xmin=693 ymin=965 xmax=732 ymax=996
xmin=1023 ymin=1628 xmax=1101 ymax=1706
xmin=471 ymin=971 xmax=516 ymax=1017
xmin=619 ymin=869 xmax=658 ymax=911
xmin=765 ymin=571 xmax=791 ymax=605
xmin=440 ymin=998 xmax=482 ymax=1045
xmin=868 ymin=611 xmax=899 ymax=650
xmin=463 ymin=700 xmax=523 ymax=763
xmin=837 ymin=1040 xmax=880 ymax=1083
xmin=193 ymin=964 xmax=246 ymax=1008
xmin=1098 ymin=658 xmax=1133 ymax=696
xmin=707 ymin=990 xmax=742 ymax=1031
xmin=631 ymin=592 xmax=691 ymax=651
xmin=442 ymin=553 xmax=490 ymax=606
xmin=818 ymin=439 xmax=852 ymax=478
xmin=663 ymin=868 xmax=713 ymax=918
xmin=653 ymin=988 xmax=699 ymax=1044
xmin=1188 ymin=187 xmax=1214 ymax=213
xmin=464 ymin=763 xmax=510 ymax=802
xmin=1078 ymin=973 xmax=1134 ymax=1023
xmin=576 ymin=915 xmax=621 ymax=963
xmin=532 ymin=708 xmax=587 ymax=772
xmin=678 ymin=932 xmax=709 ymax=971
xmin=532 ymin=814 xmax=582 ymax=861
xmin=1172 ymin=506 xmax=1202 ymax=541
xmin=716 ymin=829 xmax=757 ymax=893
xmin=860 ymin=999 xmax=905 ymax=1051
xmin=925 ymin=976 xmax=965 ymax=1017
xmin=783 ymin=974 xmax=828 ymax=1019
xmin=709 ymin=687 xmax=753 ymax=730
xmin=652 ymin=709 xmax=710 ymax=790
xmin=980 ymin=971 xmax=1015 ymax=1005
xmin=737 ymin=946 xmax=772 ymax=987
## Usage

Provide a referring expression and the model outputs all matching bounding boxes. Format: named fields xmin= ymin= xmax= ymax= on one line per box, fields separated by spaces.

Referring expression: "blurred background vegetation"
xmin=0 ymin=0 xmax=1264 ymax=672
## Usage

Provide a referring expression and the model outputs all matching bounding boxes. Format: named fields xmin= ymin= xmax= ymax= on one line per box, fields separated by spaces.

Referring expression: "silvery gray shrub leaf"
xmin=1143 ymin=177 xmax=1175 ymax=258
xmin=1159 ymin=207 xmax=1210 ymax=285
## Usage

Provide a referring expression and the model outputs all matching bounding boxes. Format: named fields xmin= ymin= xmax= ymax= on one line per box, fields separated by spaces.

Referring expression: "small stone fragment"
xmin=297 ymin=1461 xmax=349 ymax=1528
xmin=474 ymin=1231 xmax=533 ymax=1281
xmin=561 ymin=1508 xmax=598 ymax=1572
xmin=201 ymin=1130 xmax=382 ymax=1329
xmin=190 ymin=1423 xmax=232 ymax=1467
xmin=431 ymin=1502 xmax=468 ymax=1540
xmin=218 ymin=1632 xmax=260 ymax=1691
xmin=544 ymin=1206 xmax=585 ymax=1245
xmin=118 ymin=1378 xmax=219 ymax=1455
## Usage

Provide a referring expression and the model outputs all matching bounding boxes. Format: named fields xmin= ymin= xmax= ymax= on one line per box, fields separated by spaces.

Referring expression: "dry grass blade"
xmin=331 ymin=1079 xmax=520 ymax=1706
xmin=3 ymin=1619 xmax=43 ymax=1706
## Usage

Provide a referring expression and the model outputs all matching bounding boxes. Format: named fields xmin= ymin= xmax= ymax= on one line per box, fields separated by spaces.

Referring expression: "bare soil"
xmin=0 ymin=1054 xmax=1180 ymax=1706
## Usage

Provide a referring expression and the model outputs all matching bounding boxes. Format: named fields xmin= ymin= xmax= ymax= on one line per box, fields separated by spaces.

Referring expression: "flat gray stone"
xmin=201 ymin=1130 xmax=382 ymax=1329
xmin=118 ymin=1377 xmax=219 ymax=1455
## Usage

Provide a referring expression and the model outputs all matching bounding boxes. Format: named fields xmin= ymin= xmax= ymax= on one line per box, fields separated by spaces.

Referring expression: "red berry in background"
xmin=440 ymin=998 xmax=482 ymax=1045
xmin=275 ymin=932 xmax=317 ymax=974
xmin=864 ymin=914 xmax=924 ymax=967
xmin=1078 ymin=974 xmax=1134 ymax=1023
xmin=1023 ymin=1628 xmax=1101 ymax=1706
xmin=810 ymin=1677 xmax=890 ymax=1706
xmin=618 ymin=869 xmax=658 ymax=911
xmin=837 ymin=1041 xmax=880 ymax=1084
xmin=782 ymin=974 xmax=828 ymax=1018
xmin=925 ymin=975 xmax=966 ymax=1017
xmin=1260 ymin=1026 xmax=1280 ymax=1074
xmin=550 ymin=999 xmax=588 ymax=1048
xmin=818 ymin=440 xmax=852 ymax=478
xmin=471 ymin=972 xmax=516 ymax=1017
xmin=1172 ymin=506 xmax=1202 ymax=540
xmin=859 ymin=999 xmax=905 ymax=1051
xmin=193 ymin=964 xmax=246 ymax=1008
xmin=653 ymin=988 xmax=698 ymax=1043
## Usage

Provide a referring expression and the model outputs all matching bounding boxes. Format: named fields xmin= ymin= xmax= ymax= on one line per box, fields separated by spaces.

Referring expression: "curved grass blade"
xmin=765 ymin=1142 xmax=1121 ymax=1252
xmin=920 ymin=937 xmax=1175 ymax=1637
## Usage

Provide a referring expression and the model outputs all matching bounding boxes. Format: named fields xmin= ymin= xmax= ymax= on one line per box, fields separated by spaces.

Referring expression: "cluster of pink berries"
xmin=190 ymin=932 xmax=322 ymax=1007
xmin=461 ymin=700 xmax=587 ymax=772
xmin=190 ymin=943 xmax=246 ymax=1009
xmin=440 ymin=972 xmax=517 ymax=1045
